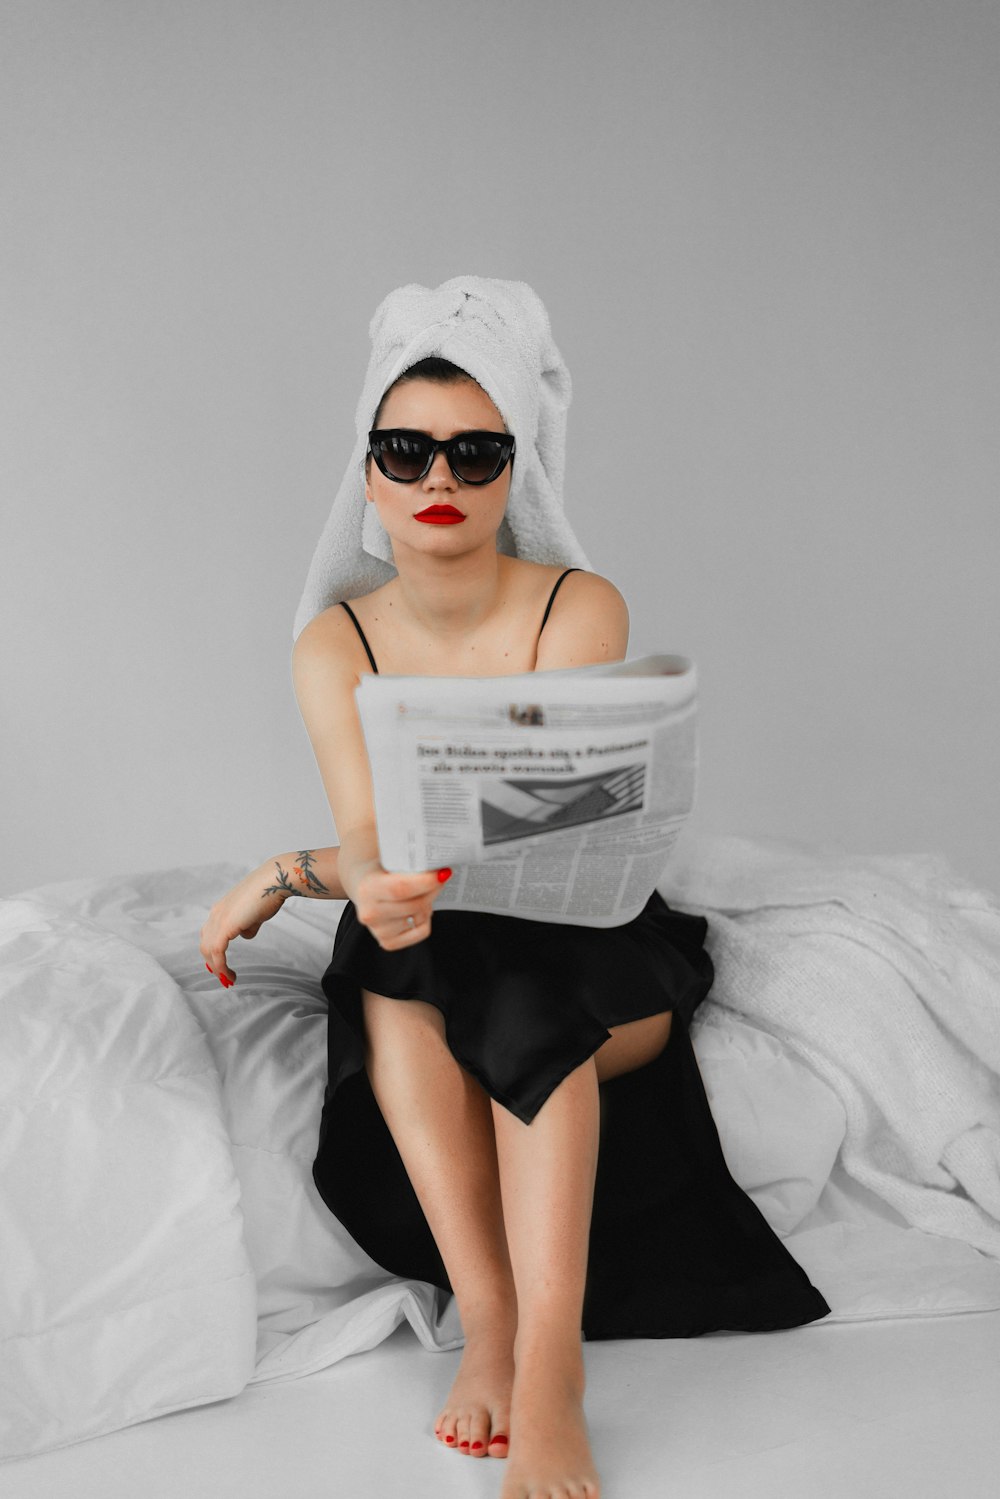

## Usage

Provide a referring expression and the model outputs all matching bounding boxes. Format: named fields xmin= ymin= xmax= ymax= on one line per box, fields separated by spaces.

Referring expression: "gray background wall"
xmin=3 ymin=0 xmax=998 ymax=896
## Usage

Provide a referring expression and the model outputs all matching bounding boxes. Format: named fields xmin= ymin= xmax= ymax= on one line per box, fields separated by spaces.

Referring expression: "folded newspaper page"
xmin=355 ymin=654 xmax=697 ymax=927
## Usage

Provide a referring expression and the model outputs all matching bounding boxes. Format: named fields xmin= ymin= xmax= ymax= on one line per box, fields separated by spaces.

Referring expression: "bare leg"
xmin=488 ymin=1013 xmax=671 ymax=1498
xmin=491 ymin=1056 xmax=603 ymax=1499
xmin=362 ymin=990 xmax=516 ymax=1457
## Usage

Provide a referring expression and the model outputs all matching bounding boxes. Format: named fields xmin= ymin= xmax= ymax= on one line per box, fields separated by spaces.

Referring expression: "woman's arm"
xmin=291 ymin=607 xmax=448 ymax=950
xmin=200 ymin=846 xmax=346 ymax=986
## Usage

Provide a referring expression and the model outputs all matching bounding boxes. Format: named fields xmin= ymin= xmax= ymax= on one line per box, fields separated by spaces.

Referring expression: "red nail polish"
xmin=206 ymin=964 xmax=213 ymax=973
xmin=459 ymin=1441 xmax=469 ymax=1448
xmin=219 ymin=975 xmax=232 ymax=988
xmin=471 ymin=1441 xmax=483 ymax=1450
xmin=437 ymin=867 xmax=452 ymax=883
xmin=492 ymin=1434 xmax=508 ymax=1443
xmin=445 ymin=1435 xmax=455 ymax=1444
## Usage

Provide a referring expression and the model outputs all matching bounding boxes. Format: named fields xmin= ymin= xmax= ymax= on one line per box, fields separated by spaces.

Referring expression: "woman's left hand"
xmin=340 ymin=838 xmax=452 ymax=951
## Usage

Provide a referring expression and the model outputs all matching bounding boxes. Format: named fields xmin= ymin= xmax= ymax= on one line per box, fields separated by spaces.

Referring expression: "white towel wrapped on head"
xmin=293 ymin=276 xmax=591 ymax=638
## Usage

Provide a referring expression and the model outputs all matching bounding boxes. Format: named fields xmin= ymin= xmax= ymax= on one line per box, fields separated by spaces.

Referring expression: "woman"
xmin=202 ymin=280 xmax=829 ymax=1499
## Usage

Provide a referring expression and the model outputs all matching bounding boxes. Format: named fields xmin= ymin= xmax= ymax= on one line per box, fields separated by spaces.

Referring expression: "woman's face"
xmin=364 ymin=378 xmax=512 ymax=559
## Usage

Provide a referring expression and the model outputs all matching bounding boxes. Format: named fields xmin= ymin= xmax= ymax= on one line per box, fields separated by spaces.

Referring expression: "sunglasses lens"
xmin=450 ymin=436 xmax=506 ymax=484
xmin=374 ymin=433 xmax=432 ymax=481
xmin=370 ymin=431 xmax=512 ymax=484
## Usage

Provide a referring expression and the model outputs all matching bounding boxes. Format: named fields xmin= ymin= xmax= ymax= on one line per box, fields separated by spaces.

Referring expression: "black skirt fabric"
xmin=312 ymin=891 xmax=831 ymax=1339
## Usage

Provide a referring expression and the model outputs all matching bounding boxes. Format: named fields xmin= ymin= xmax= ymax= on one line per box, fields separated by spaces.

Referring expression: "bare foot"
xmin=500 ymin=1337 xmax=600 ymax=1499
xmin=434 ymin=1322 xmax=515 ymax=1460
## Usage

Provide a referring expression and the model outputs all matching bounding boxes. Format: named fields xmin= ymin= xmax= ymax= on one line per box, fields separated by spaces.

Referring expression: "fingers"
xmin=199 ymin=913 xmax=236 ymax=987
xmin=203 ymin=954 xmax=235 ymax=986
xmin=376 ymin=909 xmax=432 ymax=952
xmin=356 ymin=897 xmax=434 ymax=950
xmin=381 ymin=869 xmax=450 ymax=902
xmin=356 ymin=868 xmax=452 ymax=952
xmin=202 ymin=945 xmax=235 ymax=986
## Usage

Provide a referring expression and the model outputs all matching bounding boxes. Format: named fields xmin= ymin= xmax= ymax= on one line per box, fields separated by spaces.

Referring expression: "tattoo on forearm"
xmin=262 ymin=850 xmax=330 ymax=900
xmin=293 ymin=849 xmax=330 ymax=894
xmin=262 ymin=864 xmax=297 ymax=898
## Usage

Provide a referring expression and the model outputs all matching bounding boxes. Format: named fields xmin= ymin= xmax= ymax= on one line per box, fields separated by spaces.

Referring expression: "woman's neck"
xmin=390 ymin=545 xmax=510 ymax=638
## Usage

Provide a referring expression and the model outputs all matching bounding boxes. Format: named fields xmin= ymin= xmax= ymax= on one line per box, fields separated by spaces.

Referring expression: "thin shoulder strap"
xmin=537 ymin=568 xmax=581 ymax=643
xmin=338 ymin=600 xmax=379 ymax=674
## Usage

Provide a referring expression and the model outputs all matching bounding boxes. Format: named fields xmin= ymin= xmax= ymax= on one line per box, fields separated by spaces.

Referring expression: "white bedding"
xmin=0 ymin=899 xmax=257 ymax=1461
xmin=2 ymin=837 xmax=999 ymax=1463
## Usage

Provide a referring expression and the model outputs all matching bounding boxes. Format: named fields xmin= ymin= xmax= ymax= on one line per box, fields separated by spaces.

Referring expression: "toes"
xmin=468 ymin=1411 xmax=491 ymax=1457
xmin=488 ymin=1424 xmax=510 ymax=1457
xmin=434 ymin=1410 xmax=457 ymax=1448
xmin=436 ymin=1400 xmax=512 ymax=1459
xmin=488 ymin=1399 xmax=510 ymax=1456
xmin=436 ymin=1406 xmax=498 ymax=1457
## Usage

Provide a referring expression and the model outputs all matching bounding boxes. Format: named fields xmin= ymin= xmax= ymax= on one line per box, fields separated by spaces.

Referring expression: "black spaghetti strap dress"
xmin=312 ymin=572 xmax=830 ymax=1339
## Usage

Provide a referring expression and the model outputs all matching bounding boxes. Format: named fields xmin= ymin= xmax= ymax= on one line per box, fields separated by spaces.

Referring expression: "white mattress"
xmin=5 ymin=1311 xmax=999 ymax=1499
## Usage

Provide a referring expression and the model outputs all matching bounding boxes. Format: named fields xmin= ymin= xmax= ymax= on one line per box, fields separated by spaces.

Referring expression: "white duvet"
xmin=2 ymin=837 xmax=999 ymax=1462
xmin=0 ymin=898 xmax=258 ymax=1461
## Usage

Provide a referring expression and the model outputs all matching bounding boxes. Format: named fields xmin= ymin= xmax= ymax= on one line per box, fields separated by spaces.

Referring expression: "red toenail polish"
xmin=460 ymin=1441 xmax=469 ymax=1448
xmin=493 ymin=1433 xmax=508 ymax=1443
xmin=445 ymin=1435 xmax=455 ymax=1444
xmin=471 ymin=1441 xmax=483 ymax=1450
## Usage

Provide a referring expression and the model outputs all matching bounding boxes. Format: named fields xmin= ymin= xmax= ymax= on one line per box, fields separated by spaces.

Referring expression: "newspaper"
xmin=355 ymin=654 xmax=698 ymax=927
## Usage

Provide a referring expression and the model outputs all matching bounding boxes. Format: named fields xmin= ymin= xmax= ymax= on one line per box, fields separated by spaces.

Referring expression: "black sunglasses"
xmin=367 ymin=428 xmax=516 ymax=486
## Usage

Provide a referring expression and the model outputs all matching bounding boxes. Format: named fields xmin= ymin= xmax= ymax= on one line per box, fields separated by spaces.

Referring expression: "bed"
xmin=3 ymin=834 xmax=999 ymax=1496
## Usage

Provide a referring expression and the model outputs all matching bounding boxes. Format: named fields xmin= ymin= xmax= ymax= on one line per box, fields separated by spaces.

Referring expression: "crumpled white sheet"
xmin=663 ymin=834 xmax=1000 ymax=1260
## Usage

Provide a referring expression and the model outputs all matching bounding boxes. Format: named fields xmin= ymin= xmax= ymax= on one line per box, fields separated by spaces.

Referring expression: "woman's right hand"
xmin=350 ymin=857 xmax=452 ymax=951
xmin=200 ymin=865 xmax=290 ymax=986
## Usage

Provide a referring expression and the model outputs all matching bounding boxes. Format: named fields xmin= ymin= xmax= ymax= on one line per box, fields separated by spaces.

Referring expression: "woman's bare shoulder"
xmin=537 ymin=565 xmax=628 ymax=619
xmin=292 ymin=602 xmax=367 ymax=681
xmin=503 ymin=556 xmax=622 ymax=600
xmin=558 ymin=566 xmax=626 ymax=602
xmin=294 ymin=600 xmax=349 ymax=648
xmin=534 ymin=567 xmax=629 ymax=668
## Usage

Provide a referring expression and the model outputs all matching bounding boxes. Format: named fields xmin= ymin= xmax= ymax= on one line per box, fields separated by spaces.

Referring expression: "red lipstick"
xmin=414 ymin=505 xmax=465 ymax=524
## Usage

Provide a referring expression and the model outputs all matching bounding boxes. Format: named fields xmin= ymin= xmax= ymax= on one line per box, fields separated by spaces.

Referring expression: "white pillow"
xmin=0 ymin=899 xmax=257 ymax=1462
xmin=691 ymin=1005 xmax=847 ymax=1236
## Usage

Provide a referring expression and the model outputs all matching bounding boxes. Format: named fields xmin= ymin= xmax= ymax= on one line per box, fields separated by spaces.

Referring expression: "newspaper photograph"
xmin=355 ymin=654 xmax=698 ymax=926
